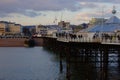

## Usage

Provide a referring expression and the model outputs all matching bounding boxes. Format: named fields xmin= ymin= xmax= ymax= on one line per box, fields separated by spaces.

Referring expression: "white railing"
xmin=57 ymin=37 xmax=120 ymax=44
xmin=57 ymin=37 xmax=101 ymax=43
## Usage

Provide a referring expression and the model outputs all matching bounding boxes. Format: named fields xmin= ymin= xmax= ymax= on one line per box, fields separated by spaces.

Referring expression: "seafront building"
xmin=8 ymin=23 xmax=21 ymax=33
xmin=36 ymin=25 xmax=62 ymax=37
xmin=0 ymin=21 xmax=21 ymax=35
xmin=89 ymin=18 xmax=107 ymax=25
xmin=22 ymin=25 xmax=36 ymax=36
xmin=0 ymin=21 xmax=7 ymax=35
xmin=58 ymin=21 xmax=70 ymax=29
xmin=36 ymin=25 xmax=47 ymax=36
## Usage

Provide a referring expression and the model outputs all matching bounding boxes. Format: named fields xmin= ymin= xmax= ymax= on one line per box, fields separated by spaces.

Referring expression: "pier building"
xmin=89 ymin=18 xmax=107 ymax=25
xmin=56 ymin=7 xmax=120 ymax=45
xmin=58 ymin=21 xmax=70 ymax=29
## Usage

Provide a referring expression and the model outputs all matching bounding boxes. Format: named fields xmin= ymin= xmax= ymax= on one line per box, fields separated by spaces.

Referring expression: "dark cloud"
xmin=0 ymin=0 xmax=77 ymax=17
xmin=0 ymin=0 xmax=120 ymax=17
xmin=23 ymin=10 xmax=42 ymax=17
xmin=77 ymin=0 xmax=120 ymax=3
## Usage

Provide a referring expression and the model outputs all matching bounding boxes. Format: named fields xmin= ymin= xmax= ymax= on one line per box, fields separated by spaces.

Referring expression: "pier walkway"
xmin=43 ymin=35 xmax=120 ymax=80
xmin=56 ymin=36 xmax=120 ymax=45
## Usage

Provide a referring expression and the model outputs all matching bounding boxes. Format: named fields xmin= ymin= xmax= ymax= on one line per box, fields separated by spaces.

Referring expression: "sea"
xmin=0 ymin=47 xmax=65 ymax=80
xmin=0 ymin=47 xmax=120 ymax=80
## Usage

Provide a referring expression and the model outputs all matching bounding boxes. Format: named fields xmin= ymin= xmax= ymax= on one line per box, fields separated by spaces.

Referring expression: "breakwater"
xmin=0 ymin=37 xmax=44 ymax=47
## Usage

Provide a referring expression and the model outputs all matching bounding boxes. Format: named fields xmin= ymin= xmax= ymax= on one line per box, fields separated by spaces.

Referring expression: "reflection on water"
xmin=0 ymin=47 xmax=65 ymax=80
xmin=0 ymin=47 xmax=120 ymax=80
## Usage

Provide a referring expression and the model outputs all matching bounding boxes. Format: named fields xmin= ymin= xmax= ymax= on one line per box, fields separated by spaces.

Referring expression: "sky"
xmin=0 ymin=0 xmax=120 ymax=25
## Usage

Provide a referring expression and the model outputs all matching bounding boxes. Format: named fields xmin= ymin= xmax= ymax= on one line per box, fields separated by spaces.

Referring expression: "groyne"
xmin=0 ymin=37 xmax=44 ymax=47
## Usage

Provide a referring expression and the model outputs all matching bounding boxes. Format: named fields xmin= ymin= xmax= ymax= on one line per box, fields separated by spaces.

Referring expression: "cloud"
xmin=75 ymin=7 xmax=116 ymax=22
xmin=76 ymin=0 xmax=120 ymax=3
xmin=23 ymin=10 xmax=45 ymax=17
xmin=0 ymin=0 xmax=78 ymax=17
xmin=77 ymin=2 xmax=99 ymax=9
xmin=75 ymin=12 xmax=104 ymax=21
xmin=0 ymin=0 xmax=120 ymax=18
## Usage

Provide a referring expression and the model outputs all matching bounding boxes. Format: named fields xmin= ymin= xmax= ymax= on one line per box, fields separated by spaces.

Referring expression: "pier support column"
xmin=103 ymin=46 xmax=108 ymax=80
xmin=58 ymin=45 xmax=63 ymax=73
xmin=94 ymin=49 xmax=98 ymax=68
xmin=66 ymin=46 xmax=71 ymax=80
xmin=117 ymin=48 xmax=120 ymax=70
xmin=100 ymin=48 xmax=103 ymax=80
xmin=80 ymin=49 xmax=84 ymax=62
xmin=85 ymin=48 xmax=89 ymax=63
xmin=59 ymin=50 xmax=63 ymax=73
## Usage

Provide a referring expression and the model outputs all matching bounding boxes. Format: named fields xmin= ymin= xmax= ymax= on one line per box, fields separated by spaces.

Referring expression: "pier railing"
xmin=57 ymin=37 xmax=100 ymax=42
xmin=56 ymin=36 xmax=120 ymax=44
xmin=42 ymin=33 xmax=120 ymax=45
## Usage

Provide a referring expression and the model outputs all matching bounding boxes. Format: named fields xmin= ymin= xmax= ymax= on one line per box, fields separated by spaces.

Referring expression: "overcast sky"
xmin=0 ymin=0 xmax=120 ymax=25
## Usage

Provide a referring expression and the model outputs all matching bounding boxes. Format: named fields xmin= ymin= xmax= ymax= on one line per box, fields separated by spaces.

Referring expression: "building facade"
xmin=0 ymin=21 xmax=21 ymax=35
xmin=0 ymin=22 xmax=7 ymax=35
xmin=89 ymin=18 xmax=107 ymax=25
xmin=8 ymin=23 xmax=21 ymax=33
xmin=58 ymin=21 xmax=70 ymax=29
xmin=36 ymin=25 xmax=47 ymax=36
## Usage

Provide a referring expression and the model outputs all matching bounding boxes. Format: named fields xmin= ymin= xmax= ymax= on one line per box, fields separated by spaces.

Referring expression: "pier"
xmin=56 ymin=32 xmax=120 ymax=45
xmin=43 ymin=36 xmax=120 ymax=80
xmin=1 ymin=10 xmax=120 ymax=79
